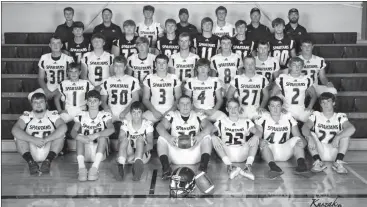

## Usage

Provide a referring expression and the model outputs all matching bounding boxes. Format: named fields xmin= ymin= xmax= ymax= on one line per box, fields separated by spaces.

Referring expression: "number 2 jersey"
xmin=255 ymin=56 xmax=280 ymax=82
xmin=58 ymin=79 xmax=94 ymax=109
xmin=165 ymin=110 xmax=206 ymax=137
xmin=193 ymin=34 xmax=220 ymax=60
xmin=269 ymin=35 xmax=295 ymax=69
xmin=20 ymin=110 xmax=60 ymax=139
xmin=127 ymin=53 xmax=156 ymax=83
xmin=210 ymin=53 xmax=243 ymax=89
xmin=74 ymin=111 xmax=112 ymax=136
xmin=120 ymin=119 xmax=154 ymax=148
xmin=156 ymin=35 xmax=179 ymax=58
xmin=169 ymin=52 xmax=199 ymax=82
xmin=38 ymin=53 xmax=74 ymax=92
xmin=82 ymin=51 xmax=114 ymax=87
xmin=298 ymin=54 xmax=326 ymax=85
xmin=214 ymin=116 xmax=254 ymax=145
xmin=309 ymin=111 xmax=348 ymax=144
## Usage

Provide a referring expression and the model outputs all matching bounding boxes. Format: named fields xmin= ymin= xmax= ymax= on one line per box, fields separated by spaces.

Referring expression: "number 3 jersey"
xmin=120 ymin=119 xmax=154 ymax=148
xmin=127 ymin=53 xmax=156 ymax=83
xmin=74 ymin=111 xmax=112 ymax=136
xmin=82 ymin=51 xmax=114 ymax=87
xmin=165 ymin=111 xmax=206 ymax=137
xmin=214 ymin=116 xmax=254 ymax=145
xmin=38 ymin=53 xmax=74 ymax=92
xmin=20 ymin=110 xmax=60 ymax=139
xmin=58 ymin=79 xmax=94 ymax=109
xmin=255 ymin=112 xmax=297 ymax=144
xmin=309 ymin=111 xmax=348 ymax=144
xmin=210 ymin=53 xmax=243 ymax=90
xmin=143 ymin=73 xmax=181 ymax=114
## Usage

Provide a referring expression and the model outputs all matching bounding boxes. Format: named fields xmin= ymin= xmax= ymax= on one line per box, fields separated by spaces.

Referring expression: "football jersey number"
xmin=200 ymin=47 xmax=213 ymax=60
xmin=111 ymin=89 xmax=128 ymax=105
xmin=235 ymin=50 xmax=248 ymax=59
xmin=49 ymin=70 xmax=65 ymax=84
xmin=178 ymin=131 xmax=196 ymax=137
xmin=159 ymin=89 xmax=166 ymax=104
xmin=95 ymin=66 xmax=103 ymax=82
xmin=224 ymin=68 xmax=231 ymax=84
xmin=164 ymin=49 xmax=177 ymax=58
xmin=302 ymin=70 xmax=317 ymax=83
xmin=72 ymin=91 xmax=77 ymax=106
xmin=84 ymin=128 xmax=102 ymax=136
xmin=179 ymin=69 xmax=192 ymax=81
xmin=121 ymin=48 xmax=137 ymax=59
xmin=146 ymin=35 xmax=153 ymax=47
xmin=75 ymin=53 xmax=83 ymax=63
xmin=225 ymin=132 xmax=243 ymax=145
xmin=198 ymin=91 xmax=206 ymax=104
xmin=266 ymin=132 xmax=287 ymax=144
xmin=273 ymin=50 xmax=289 ymax=66
xmin=291 ymin=88 xmax=300 ymax=104
xmin=241 ymin=89 xmax=258 ymax=105
xmin=31 ymin=131 xmax=51 ymax=138
xmin=136 ymin=71 xmax=151 ymax=82
xmin=319 ymin=129 xmax=337 ymax=143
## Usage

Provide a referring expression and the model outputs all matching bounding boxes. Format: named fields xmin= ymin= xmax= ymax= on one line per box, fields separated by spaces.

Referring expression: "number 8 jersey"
xmin=82 ymin=51 xmax=114 ymax=87
xmin=214 ymin=116 xmax=254 ymax=145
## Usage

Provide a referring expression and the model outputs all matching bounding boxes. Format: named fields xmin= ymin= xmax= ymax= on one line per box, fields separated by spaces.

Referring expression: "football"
xmin=177 ymin=135 xmax=193 ymax=149
xmin=194 ymin=171 xmax=215 ymax=195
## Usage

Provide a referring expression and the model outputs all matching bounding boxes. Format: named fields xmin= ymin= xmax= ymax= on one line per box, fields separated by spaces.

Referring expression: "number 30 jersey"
xmin=82 ymin=51 xmax=114 ymax=87
xmin=20 ymin=110 xmax=60 ymax=139
xmin=309 ymin=111 xmax=348 ymax=144
xmin=165 ymin=111 xmax=206 ymax=137
xmin=58 ymin=79 xmax=94 ymax=109
xmin=74 ymin=111 xmax=112 ymax=136
xmin=214 ymin=116 xmax=254 ymax=145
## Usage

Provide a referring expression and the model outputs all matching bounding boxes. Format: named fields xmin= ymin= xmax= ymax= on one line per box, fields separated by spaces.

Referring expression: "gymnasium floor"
xmin=2 ymin=151 xmax=367 ymax=207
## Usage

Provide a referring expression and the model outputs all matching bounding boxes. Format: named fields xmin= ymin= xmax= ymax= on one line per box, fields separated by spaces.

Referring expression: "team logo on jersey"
xmin=91 ymin=121 xmax=95 ymax=124
xmin=117 ymin=79 xmax=121 ymax=82
xmin=72 ymin=83 xmax=76 ymax=86
xmin=97 ymin=58 xmax=100 ymax=60
xmin=240 ymin=41 xmax=243 ymax=44
xmin=183 ymin=60 xmax=186 ymax=62
xmin=169 ymin=41 xmax=172 ymax=44
xmin=225 ymin=58 xmax=228 ymax=61
xmin=201 ymin=82 xmax=205 ymax=85
xmin=146 ymin=27 xmax=149 ymax=30
xmin=205 ymin=39 xmax=209 ymax=42
xmin=262 ymin=63 xmax=265 ymax=65
xmin=54 ymin=62 xmax=57 ymax=64
xmin=76 ymin=44 xmax=80 ymax=47
xmin=294 ymin=79 xmax=298 ymax=82
xmin=327 ymin=120 xmax=330 ymax=123
xmin=141 ymin=61 xmax=144 ymax=64
xmin=220 ymin=28 xmax=223 ymax=31
xmin=232 ymin=123 xmax=236 ymax=126
xmin=38 ymin=120 xmax=42 ymax=123
xmin=249 ymin=79 xmax=252 ymax=82
xmin=160 ymin=79 xmax=164 ymax=82
xmin=299 ymin=32 xmax=302 ymax=35
xmin=307 ymin=61 xmax=310 ymax=63
xmin=112 ymin=30 xmax=115 ymax=32
xmin=278 ymin=41 xmax=282 ymax=43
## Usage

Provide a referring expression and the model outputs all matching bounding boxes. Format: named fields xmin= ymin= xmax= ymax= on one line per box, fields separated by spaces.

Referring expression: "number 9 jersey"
xmin=214 ymin=116 xmax=254 ymax=145
xmin=82 ymin=51 xmax=114 ymax=87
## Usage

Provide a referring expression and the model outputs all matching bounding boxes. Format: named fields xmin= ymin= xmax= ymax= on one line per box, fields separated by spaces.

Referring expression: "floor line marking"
xmin=345 ymin=165 xmax=367 ymax=185
xmin=149 ymin=169 xmax=158 ymax=195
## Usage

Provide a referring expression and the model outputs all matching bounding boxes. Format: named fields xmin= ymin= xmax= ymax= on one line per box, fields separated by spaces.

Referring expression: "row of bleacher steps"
xmin=2 ymin=32 xmax=367 ymax=151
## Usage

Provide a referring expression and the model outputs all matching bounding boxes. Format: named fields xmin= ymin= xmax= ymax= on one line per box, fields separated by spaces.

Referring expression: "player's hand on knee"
xmin=248 ymin=137 xmax=259 ymax=147
xmin=281 ymin=108 xmax=288 ymax=114
xmin=212 ymin=136 xmax=223 ymax=151
xmin=60 ymin=110 xmax=67 ymax=114
xmin=170 ymin=136 xmax=178 ymax=146
xmin=326 ymin=82 xmax=334 ymax=88
xmin=77 ymin=135 xmax=91 ymax=144
xmin=32 ymin=139 xmax=45 ymax=148
xmin=88 ymin=133 xmax=100 ymax=141
xmin=331 ymin=137 xmax=340 ymax=148
xmin=204 ymin=109 xmax=216 ymax=116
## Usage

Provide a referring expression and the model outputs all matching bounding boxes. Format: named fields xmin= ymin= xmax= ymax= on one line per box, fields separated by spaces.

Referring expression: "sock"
xmin=335 ymin=153 xmax=345 ymax=162
xmin=159 ymin=155 xmax=170 ymax=171
xmin=269 ymin=161 xmax=282 ymax=172
xmin=222 ymin=156 xmax=232 ymax=165
xmin=246 ymin=156 xmax=254 ymax=165
xmin=200 ymin=153 xmax=210 ymax=169
xmin=45 ymin=151 xmax=57 ymax=162
xmin=77 ymin=155 xmax=85 ymax=169
xmin=22 ymin=152 xmax=34 ymax=163
xmin=297 ymin=158 xmax=307 ymax=170
xmin=313 ymin=154 xmax=321 ymax=161
xmin=92 ymin=153 xmax=103 ymax=169
xmin=117 ymin=156 xmax=126 ymax=165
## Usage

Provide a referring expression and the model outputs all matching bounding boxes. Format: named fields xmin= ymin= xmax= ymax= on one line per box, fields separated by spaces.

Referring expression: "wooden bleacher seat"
xmin=4 ymin=33 xmax=28 ymax=44
xmin=335 ymin=95 xmax=355 ymax=112
xmin=1 ymin=98 xmax=11 ymax=114
xmin=1 ymin=46 xmax=17 ymax=58
xmin=1 ymin=120 xmax=16 ymax=140
xmin=344 ymin=46 xmax=367 ymax=58
xmin=315 ymin=45 xmax=345 ymax=58
xmin=2 ymin=61 xmax=7 ymax=74
xmin=355 ymin=97 xmax=367 ymax=112
xmin=1 ymin=74 xmax=38 ymax=92
xmin=5 ymin=61 xmax=37 ymax=74
xmin=308 ymin=33 xmax=334 ymax=44
xmin=27 ymin=33 xmax=54 ymax=44
xmin=340 ymin=76 xmax=367 ymax=91
xmin=326 ymin=60 xmax=356 ymax=74
xmin=355 ymin=61 xmax=367 ymax=73
xmin=16 ymin=45 xmax=49 ymax=58
xmin=1 ymin=79 xmax=23 ymax=92
xmin=333 ymin=32 xmax=357 ymax=44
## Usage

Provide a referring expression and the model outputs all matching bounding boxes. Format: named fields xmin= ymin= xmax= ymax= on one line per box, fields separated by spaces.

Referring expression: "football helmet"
xmin=169 ymin=167 xmax=196 ymax=197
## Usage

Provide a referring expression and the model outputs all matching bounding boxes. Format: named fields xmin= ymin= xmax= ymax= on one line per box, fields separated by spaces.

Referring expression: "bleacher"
xmin=2 ymin=32 xmax=367 ymax=151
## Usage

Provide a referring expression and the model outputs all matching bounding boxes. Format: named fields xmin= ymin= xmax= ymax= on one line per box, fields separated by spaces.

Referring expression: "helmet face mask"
xmin=169 ymin=167 xmax=196 ymax=198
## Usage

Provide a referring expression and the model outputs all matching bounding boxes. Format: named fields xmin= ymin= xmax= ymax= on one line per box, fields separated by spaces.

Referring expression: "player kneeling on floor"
xmin=71 ymin=90 xmax=115 ymax=181
xmin=117 ymin=101 xmax=154 ymax=181
xmin=156 ymin=95 xmax=213 ymax=180
xmin=211 ymin=99 xmax=261 ymax=180
xmin=256 ymin=96 xmax=309 ymax=179
xmin=302 ymin=92 xmax=356 ymax=174
xmin=12 ymin=92 xmax=67 ymax=175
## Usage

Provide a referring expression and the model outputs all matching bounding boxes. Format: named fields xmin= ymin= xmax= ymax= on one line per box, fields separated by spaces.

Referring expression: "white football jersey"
xmin=309 ymin=111 xmax=348 ymax=144
xmin=82 ymin=51 xmax=114 ymax=87
xmin=275 ymin=74 xmax=313 ymax=108
xmin=211 ymin=53 xmax=242 ymax=87
xmin=298 ymin=55 xmax=326 ymax=85
xmin=230 ymin=74 xmax=269 ymax=107
xmin=255 ymin=56 xmax=280 ymax=82
xmin=143 ymin=73 xmax=181 ymax=113
xmin=128 ymin=53 xmax=156 ymax=83
xmin=121 ymin=119 xmax=154 ymax=148
xmin=169 ymin=52 xmax=199 ymax=82
xmin=214 ymin=116 xmax=254 ymax=145
xmin=38 ymin=53 xmax=74 ymax=92
xmin=74 ymin=111 xmax=112 ymax=136
xmin=165 ymin=110 xmax=206 ymax=137
xmin=255 ymin=112 xmax=298 ymax=144
xmin=136 ymin=22 xmax=164 ymax=48
xmin=58 ymin=79 xmax=94 ymax=109
xmin=20 ymin=110 xmax=60 ymax=138
xmin=213 ymin=22 xmax=236 ymax=37
xmin=185 ymin=77 xmax=223 ymax=110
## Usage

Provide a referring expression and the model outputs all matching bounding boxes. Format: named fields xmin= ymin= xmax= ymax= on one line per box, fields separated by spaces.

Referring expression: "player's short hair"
xmin=155 ymin=54 xmax=169 ymax=63
xmin=136 ymin=36 xmax=150 ymax=46
xmin=226 ymin=98 xmax=240 ymax=108
xmin=102 ymin=8 xmax=112 ymax=14
xmin=31 ymin=92 xmax=47 ymax=103
xmin=178 ymin=95 xmax=192 ymax=103
xmin=143 ymin=5 xmax=155 ymax=13
xmin=288 ymin=57 xmax=304 ymax=67
xmin=235 ymin=20 xmax=247 ymax=28
xmin=220 ymin=35 xmax=232 ymax=43
xmin=67 ymin=62 xmax=81 ymax=71
xmin=113 ymin=55 xmax=127 ymax=65
xmin=268 ymin=96 xmax=284 ymax=106
xmin=165 ymin=18 xmax=177 ymax=26
xmin=272 ymin=18 xmax=285 ymax=28
xmin=201 ymin=17 xmax=213 ymax=27
xmin=64 ymin=7 xmax=74 ymax=14
xmin=87 ymin=90 xmax=101 ymax=101
xmin=301 ymin=38 xmax=313 ymax=46
xmin=91 ymin=33 xmax=106 ymax=42
xmin=50 ymin=35 xmax=62 ymax=43
xmin=72 ymin=21 xmax=84 ymax=30
xmin=178 ymin=32 xmax=190 ymax=40
xmin=258 ymin=40 xmax=270 ymax=47
xmin=196 ymin=58 xmax=211 ymax=69
xmin=123 ymin=19 xmax=136 ymax=27
xmin=319 ymin=92 xmax=336 ymax=103
xmin=130 ymin=101 xmax=145 ymax=112
xmin=215 ymin=6 xmax=227 ymax=14
xmin=243 ymin=55 xmax=256 ymax=63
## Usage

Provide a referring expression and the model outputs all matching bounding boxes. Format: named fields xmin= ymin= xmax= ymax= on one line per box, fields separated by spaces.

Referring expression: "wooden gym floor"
xmin=1 ymin=151 xmax=367 ymax=207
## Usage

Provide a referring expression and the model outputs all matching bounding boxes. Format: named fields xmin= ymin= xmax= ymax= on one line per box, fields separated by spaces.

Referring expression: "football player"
xmin=156 ymin=19 xmax=179 ymax=58
xmin=212 ymin=6 xmax=235 ymax=37
xmin=211 ymin=99 xmax=261 ymax=180
xmin=255 ymin=40 xmax=281 ymax=82
xmin=256 ymin=96 xmax=308 ymax=179
xmin=143 ymin=54 xmax=182 ymax=123
xmin=12 ymin=92 xmax=67 ymax=175
xmin=269 ymin=18 xmax=296 ymax=70
xmin=272 ymin=57 xmax=317 ymax=122
xmin=111 ymin=20 xmax=138 ymax=59
xmin=65 ymin=21 xmax=91 ymax=63
xmin=302 ymin=92 xmax=355 ymax=174
xmin=193 ymin=17 xmax=220 ymax=60
xmin=227 ymin=56 xmax=270 ymax=120
xmin=184 ymin=58 xmax=227 ymax=122
xmin=156 ymin=95 xmax=213 ymax=179
xmin=81 ymin=33 xmax=114 ymax=90
xmin=231 ymin=20 xmax=256 ymax=60
xmin=54 ymin=62 xmax=94 ymax=123
xmin=211 ymin=35 xmax=243 ymax=93
xmin=71 ymin=90 xmax=115 ymax=181
xmin=168 ymin=32 xmax=199 ymax=83
xmin=117 ymin=102 xmax=154 ymax=181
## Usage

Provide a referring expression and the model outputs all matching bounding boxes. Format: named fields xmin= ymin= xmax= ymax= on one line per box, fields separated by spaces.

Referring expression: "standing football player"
xmin=156 ymin=19 xmax=179 ymax=58
xmin=302 ymin=92 xmax=355 ymax=174
xmin=231 ymin=20 xmax=256 ymax=60
xmin=212 ymin=6 xmax=235 ymax=37
xmin=193 ymin=17 xmax=220 ymax=60
xmin=65 ymin=21 xmax=91 ymax=63
xmin=111 ymin=20 xmax=138 ymax=59
xmin=255 ymin=40 xmax=281 ymax=82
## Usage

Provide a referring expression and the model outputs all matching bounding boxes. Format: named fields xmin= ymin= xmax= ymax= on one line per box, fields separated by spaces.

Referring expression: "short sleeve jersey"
xmin=193 ymin=34 xmax=220 ymax=60
xmin=298 ymin=55 xmax=326 ymax=85
xmin=156 ymin=35 xmax=179 ymax=58
xmin=127 ymin=53 xmax=156 ymax=83
xmin=120 ymin=119 xmax=154 ymax=148
xmin=213 ymin=22 xmax=236 ymax=37
xmin=112 ymin=35 xmax=138 ymax=58
xmin=211 ymin=53 xmax=242 ymax=86
xmin=82 ymin=51 xmax=114 ymax=86
xmin=231 ymin=36 xmax=255 ymax=60
xmin=214 ymin=116 xmax=254 ymax=145
xmin=169 ymin=52 xmax=199 ymax=82
xmin=185 ymin=77 xmax=222 ymax=110
xmin=136 ymin=22 xmax=164 ymax=48
xmin=164 ymin=110 xmax=207 ymax=137
xmin=66 ymin=37 xmax=91 ymax=63
xmin=269 ymin=35 xmax=295 ymax=69
xmin=255 ymin=56 xmax=280 ymax=82
xmin=58 ymin=79 xmax=94 ymax=109
xmin=74 ymin=111 xmax=112 ymax=136
xmin=20 ymin=110 xmax=60 ymax=138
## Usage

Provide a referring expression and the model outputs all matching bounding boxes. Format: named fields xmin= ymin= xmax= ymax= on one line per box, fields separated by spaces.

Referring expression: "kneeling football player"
xmin=302 ymin=92 xmax=355 ymax=174
xmin=12 ymin=91 xmax=67 ymax=175
xmin=117 ymin=101 xmax=154 ymax=181
xmin=211 ymin=99 xmax=261 ymax=180
xmin=156 ymin=95 xmax=213 ymax=180
xmin=256 ymin=96 xmax=309 ymax=179
xmin=71 ymin=90 xmax=115 ymax=181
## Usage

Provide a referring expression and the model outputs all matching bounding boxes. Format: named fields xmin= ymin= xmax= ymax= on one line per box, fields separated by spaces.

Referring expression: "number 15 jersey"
xmin=82 ymin=51 xmax=114 ymax=87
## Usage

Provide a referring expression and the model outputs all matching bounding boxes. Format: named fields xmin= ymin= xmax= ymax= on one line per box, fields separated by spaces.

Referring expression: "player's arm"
xmin=37 ymin=67 xmax=52 ymax=98
xmin=290 ymin=40 xmax=297 ymax=57
xmin=126 ymin=57 xmax=133 ymax=76
xmin=120 ymin=90 xmax=140 ymax=117
xmin=80 ymin=55 xmax=88 ymax=80
xmin=291 ymin=124 xmax=307 ymax=144
xmin=260 ymin=86 xmax=270 ymax=109
xmin=44 ymin=118 xmax=67 ymax=142
xmin=54 ymin=89 xmax=64 ymax=113
xmin=62 ymin=42 xmax=71 ymax=56
xmin=144 ymin=132 xmax=154 ymax=153
xmin=70 ymin=120 xmax=89 ymax=143
xmin=272 ymin=60 xmax=282 ymax=79
xmin=195 ymin=118 xmax=213 ymax=142
xmin=101 ymin=95 xmax=111 ymax=113
xmin=301 ymin=119 xmax=315 ymax=142
xmin=142 ymin=85 xmax=160 ymax=113
xmin=270 ymin=83 xmax=282 ymax=97
xmin=318 ymin=68 xmax=330 ymax=86
xmin=156 ymin=118 xmax=175 ymax=141
xmin=94 ymin=119 xmax=115 ymax=138
xmin=249 ymin=125 xmax=262 ymax=140
xmin=167 ymin=57 xmax=175 ymax=74
xmin=335 ymin=121 xmax=356 ymax=140
xmin=306 ymin=86 xmax=317 ymax=110
xmin=209 ymin=59 xmax=218 ymax=77
xmin=111 ymin=39 xmax=120 ymax=57
xmin=213 ymin=88 xmax=223 ymax=111
xmin=167 ymin=84 xmax=182 ymax=113
xmin=11 ymin=119 xmax=37 ymax=142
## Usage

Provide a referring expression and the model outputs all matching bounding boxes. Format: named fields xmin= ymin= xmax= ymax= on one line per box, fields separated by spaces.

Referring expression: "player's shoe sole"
xmin=228 ymin=166 xmax=241 ymax=180
xmin=28 ymin=161 xmax=39 ymax=175
xmin=132 ymin=159 xmax=144 ymax=181
xmin=294 ymin=169 xmax=314 ymax=178
xmin=267 ymin=170 xmax=284 ymax=179
xmin=88 ymin=167 xmax=99 ymax=181
xmin=78 ymin=168 xmax=88 ymax=182
xmin=332 ymin=163 xmax=348 ymax=174
xmin=162 ymin=167 xmax=172 ymax=180
xmin=40 ymin=159 xmax=51 ymax=174
xmin=240 ymin=169 xmax=255 ymax=181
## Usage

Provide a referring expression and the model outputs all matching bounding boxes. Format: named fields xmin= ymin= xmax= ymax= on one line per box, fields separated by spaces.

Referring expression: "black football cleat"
xmin=162 ymin=167 xmax=172 ymax=180
xmin=28 ymin=160 xmax=40 ymax=175
xmin=132 ymin=159 xmax=144 ymax=181
xmin=40 ymin=159 xmax=51 ymax=174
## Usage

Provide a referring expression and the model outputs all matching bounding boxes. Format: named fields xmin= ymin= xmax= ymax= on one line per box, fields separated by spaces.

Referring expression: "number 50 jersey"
xmin=82 ymin=51 xmax=114 ymax=87
xmin=214 ymin=116 xmax=254 ymax=145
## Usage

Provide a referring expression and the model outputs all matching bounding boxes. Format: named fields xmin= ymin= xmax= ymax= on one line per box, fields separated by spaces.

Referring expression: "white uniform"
xmin=214 ymin=116 xmax=255 ymax=162
xmin=255 ymin=112 xmax=300 ymax=161
xmin=309 ymin=111 xmax=348 ymax=161
xmin=82 ymin=51 xmax=114 ymax=87
xmin=169 ymin=52 xmax=199 ymax=82
xmin=58 ymin=79 xmax=94 ymax=122
xmin=74 ymin=111 xmax=112 ymax=162
xmin=157 ymin=111 xmax=211 ymax=165
xmin=213 ymin=22 xmax=236 ymax=37
xmin=298 ymin=55 xmax=337 ymax=96
xmin=100 ymin=75 xmax=140 ymax=120
xmin=142 ymin=73 xmax=181 ymax=123
xmin=275 ymin=74 xmax=313 ymax=122
xmin=231 ymin=74 xmax=269 ymax=120
xmin=17 ymin=110 xmax=62 ymax=162
xmin=120 ymin=119 xmax=154 ymax=164
xmin=136 ymin=22 xmax=164 ymax=48
xmin=255 ymin=56 xmax=280 ymax=82
xmin=127 ymin=53 xmax=156 ymax=83
xmin=38 ymin=53 xmax=74 ymax=92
